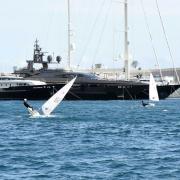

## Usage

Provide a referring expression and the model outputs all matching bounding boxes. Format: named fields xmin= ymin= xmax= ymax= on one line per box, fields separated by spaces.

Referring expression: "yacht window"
xmin=77 ymin=74 xmax=84 ymax=78
xmin=62 ymin=75 xmax=69 ymax=78
xmin=88 ymin=84 xmax=97 ymax=87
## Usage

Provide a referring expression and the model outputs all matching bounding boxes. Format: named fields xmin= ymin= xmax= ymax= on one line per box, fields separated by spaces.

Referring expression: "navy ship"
xmin=12 ymin=40 xmax=180 ymax=100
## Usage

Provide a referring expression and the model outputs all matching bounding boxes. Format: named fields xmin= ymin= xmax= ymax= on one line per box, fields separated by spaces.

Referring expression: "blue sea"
xmin=0 ymin=99 xmax=180 ymax=179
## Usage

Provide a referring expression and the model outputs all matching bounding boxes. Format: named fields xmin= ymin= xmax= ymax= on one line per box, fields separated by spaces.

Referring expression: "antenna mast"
xmin=67 ymin=0 xmax=71 ymax=69
xmin=124 ymin=0 xmax=130 ymax=80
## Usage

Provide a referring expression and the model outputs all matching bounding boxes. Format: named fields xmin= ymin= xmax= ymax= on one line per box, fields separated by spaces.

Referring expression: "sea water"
xmin=0 ymin=99 xmax=180 ymax=179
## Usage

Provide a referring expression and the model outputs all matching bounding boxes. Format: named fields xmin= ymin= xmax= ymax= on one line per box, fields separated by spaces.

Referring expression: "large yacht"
xmin=12 ymin=41 xmax=180 ymax=101
xmin=12 ymin=1 xmax=180 ymax=100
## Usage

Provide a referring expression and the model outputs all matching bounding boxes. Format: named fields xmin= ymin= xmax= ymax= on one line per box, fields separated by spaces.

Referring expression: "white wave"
xmin=29 ymin=114 xmax=57 ymax=119
xmin=162 ymin=109 xmax=168 ymax=112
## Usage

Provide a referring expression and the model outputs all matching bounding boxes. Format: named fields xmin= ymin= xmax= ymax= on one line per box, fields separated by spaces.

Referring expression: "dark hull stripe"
xmin=0 ymin=83 xmax=178 ymax=100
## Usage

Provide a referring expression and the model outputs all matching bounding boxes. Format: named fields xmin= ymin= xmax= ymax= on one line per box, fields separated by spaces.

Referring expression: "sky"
xmin=0 ymin=0 xmax=180 ymax=72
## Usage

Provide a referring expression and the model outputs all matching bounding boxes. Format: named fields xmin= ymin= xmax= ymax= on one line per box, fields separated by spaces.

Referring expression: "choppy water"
xmin=0 ymin=99 xmax=180 ymax=179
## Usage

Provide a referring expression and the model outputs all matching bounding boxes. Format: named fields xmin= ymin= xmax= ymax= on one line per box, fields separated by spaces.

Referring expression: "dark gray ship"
xmin=12 ymin=40 xmax=180 ymax=100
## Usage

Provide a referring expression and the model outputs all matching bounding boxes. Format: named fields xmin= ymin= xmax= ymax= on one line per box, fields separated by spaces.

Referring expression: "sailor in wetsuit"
xmin=23 ymin=99 xmax=33 ymax=110
xmin=142 ymin=100 xmax=149 ymax=107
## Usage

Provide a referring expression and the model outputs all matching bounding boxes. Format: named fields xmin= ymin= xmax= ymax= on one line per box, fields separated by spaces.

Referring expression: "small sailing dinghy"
xmin=142 ymin=73 xmax=159 ymax=107
xmin=24 ymin=77 xmax=76 ymax=116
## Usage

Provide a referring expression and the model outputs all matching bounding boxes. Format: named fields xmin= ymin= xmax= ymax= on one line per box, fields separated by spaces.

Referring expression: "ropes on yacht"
xmin=92 ymin=0 xmax=112 ymax=68
xmin=155 ymin=0 xmax=180 ymax=84
xmin=140 ymin=0 xmax=163 ymax=83
xmin=77 ymin=0 xmax=107 ymax=68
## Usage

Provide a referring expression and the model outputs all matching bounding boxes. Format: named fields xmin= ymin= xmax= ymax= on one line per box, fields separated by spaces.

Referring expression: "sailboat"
xmin=142 ymin=73 xmax=159 ymax=107
xmin=25 ymin=77 xmax=76 ymax=116
xmin=149 ymin=73 xmax=159 ymax=102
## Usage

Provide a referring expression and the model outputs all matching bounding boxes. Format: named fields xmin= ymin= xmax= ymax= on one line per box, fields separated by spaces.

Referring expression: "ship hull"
xmin=0 ymin=83 xmax=178 ymax=100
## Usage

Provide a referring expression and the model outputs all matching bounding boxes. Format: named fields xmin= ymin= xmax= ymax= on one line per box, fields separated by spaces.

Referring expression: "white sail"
xmin=149 ymin=73 xmax=159 ymax=101
xmin=42 ymin=77 xmax=76 ymax=115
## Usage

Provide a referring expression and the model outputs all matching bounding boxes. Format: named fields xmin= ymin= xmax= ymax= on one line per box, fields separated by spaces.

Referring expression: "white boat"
xmin=0 ymin=75 xmax=46 ymax=88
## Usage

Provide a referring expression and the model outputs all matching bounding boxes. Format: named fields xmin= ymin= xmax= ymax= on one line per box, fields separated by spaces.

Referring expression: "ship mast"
xmin=124 ymin=0 xmax=130 ymax=80
xmin=67 ymin=0 xmax=71 ymax=69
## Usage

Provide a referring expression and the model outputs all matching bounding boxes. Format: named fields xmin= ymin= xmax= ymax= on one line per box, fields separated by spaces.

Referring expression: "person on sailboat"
xmin=23 ymin=98 xmax=40 ymax=116
xmin=23 ymin=99 xmax=33 ymax=110
xmin=142 ymin=100 xmax=149 ymax=107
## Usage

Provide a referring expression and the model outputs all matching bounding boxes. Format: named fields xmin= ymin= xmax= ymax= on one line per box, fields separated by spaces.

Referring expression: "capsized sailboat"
xmin=42 ymin=77 xmax=76 ymax=116
xmin=142 ymin=73 xmax=159 ymax=107
xmin=25 ymin=77 xmax=76 ymax=116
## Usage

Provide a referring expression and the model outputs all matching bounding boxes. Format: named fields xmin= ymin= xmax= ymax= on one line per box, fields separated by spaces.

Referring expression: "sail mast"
xmin=124 ymin=0 xmax=130 ymax=80
xmin=67 ymin=0 xmax=71 ymax=69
